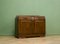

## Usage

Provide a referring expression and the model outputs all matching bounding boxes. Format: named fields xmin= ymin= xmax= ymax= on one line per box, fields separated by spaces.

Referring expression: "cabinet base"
xmin=15 ymin=34 xmax=45 ymax=38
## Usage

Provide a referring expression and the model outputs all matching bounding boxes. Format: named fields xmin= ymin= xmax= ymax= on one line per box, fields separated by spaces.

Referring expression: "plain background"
xmin=0 ymin=0 xmax=60 ymax=35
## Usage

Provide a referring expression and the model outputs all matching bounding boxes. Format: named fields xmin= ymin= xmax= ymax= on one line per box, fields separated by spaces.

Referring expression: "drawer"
xmin=34 ymin=16 xmax=45 ymax=22
xmin=18 ymin=16 xmax=32 ymax=22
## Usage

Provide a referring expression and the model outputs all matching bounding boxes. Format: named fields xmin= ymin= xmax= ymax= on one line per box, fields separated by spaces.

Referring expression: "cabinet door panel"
xmin=34 ymin=22 xmax=45 ymax=34
xmin=18 ymin=19 xmax=32 ymax=35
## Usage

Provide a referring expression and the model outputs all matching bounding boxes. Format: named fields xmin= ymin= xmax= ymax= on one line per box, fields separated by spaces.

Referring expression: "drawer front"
xmin=34 ymin=16 xmax=45 ymax=22
xmin=18 ymin=16 xmax=31 ymax=22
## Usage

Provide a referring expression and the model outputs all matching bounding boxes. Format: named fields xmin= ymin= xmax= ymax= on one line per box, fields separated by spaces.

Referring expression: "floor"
xmin=0 ymin=35 xmax=60 ymax=44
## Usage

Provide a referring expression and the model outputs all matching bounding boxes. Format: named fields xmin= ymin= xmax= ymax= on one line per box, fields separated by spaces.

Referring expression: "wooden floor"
xmin=0 ymin=36 xmax=60 ymax=44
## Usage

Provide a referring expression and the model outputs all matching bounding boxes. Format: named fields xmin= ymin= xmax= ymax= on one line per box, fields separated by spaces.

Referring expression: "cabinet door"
xmin=34 ymin=22 xmax=45 ymax=34
xmin=18 ymin=17 xmax=32 ymax=35
xmin=33 ymin=17 xmax=45 ymax=34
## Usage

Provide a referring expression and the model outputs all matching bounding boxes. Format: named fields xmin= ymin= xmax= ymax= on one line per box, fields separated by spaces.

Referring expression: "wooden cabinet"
xmin=15 ymin=16 xmax=45 ymax=38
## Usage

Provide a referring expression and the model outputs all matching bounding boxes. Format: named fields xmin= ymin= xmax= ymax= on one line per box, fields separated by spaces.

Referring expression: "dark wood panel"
xmin=18 ymin=22 xmax=32 ymax=34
